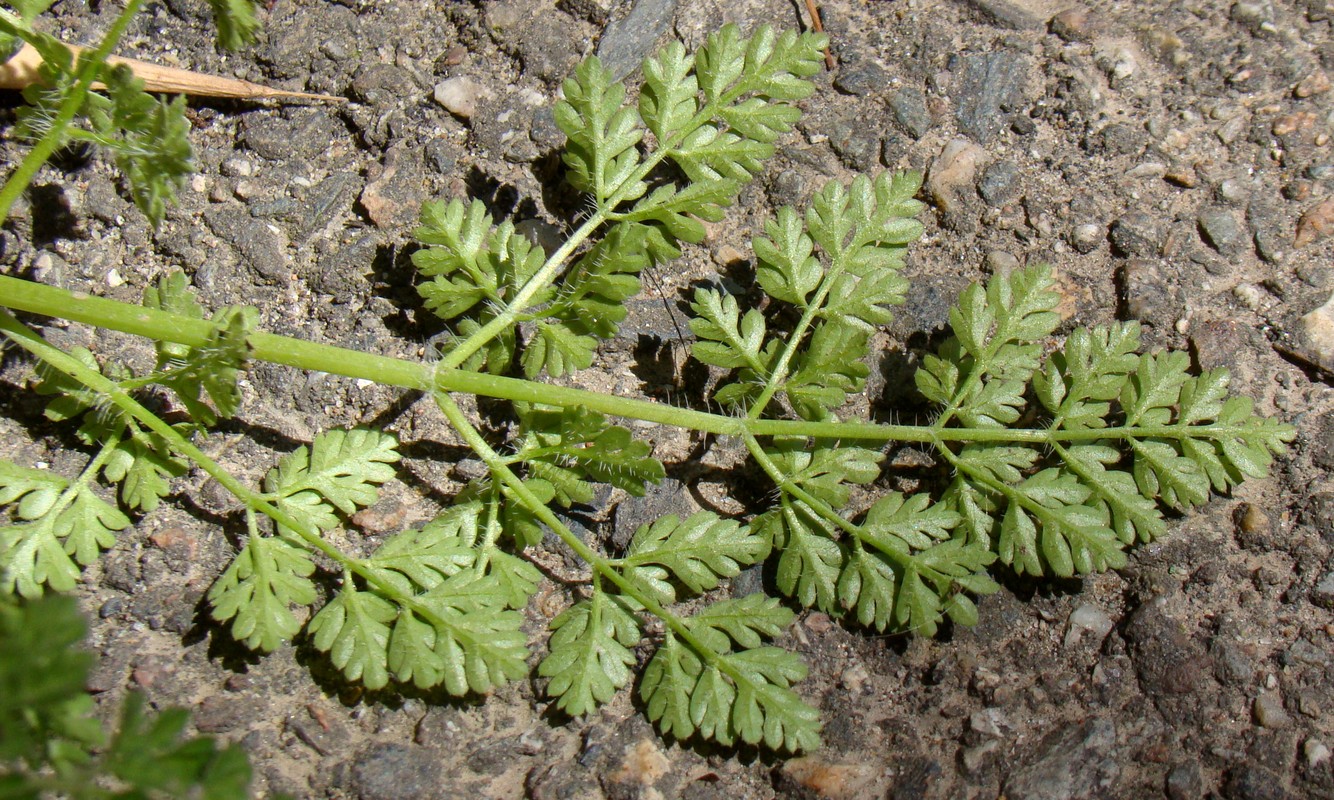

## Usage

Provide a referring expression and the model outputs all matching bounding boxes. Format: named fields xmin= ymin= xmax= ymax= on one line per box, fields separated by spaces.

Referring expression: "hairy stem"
xmin=0 ymin=0 xmax=146 ymax=223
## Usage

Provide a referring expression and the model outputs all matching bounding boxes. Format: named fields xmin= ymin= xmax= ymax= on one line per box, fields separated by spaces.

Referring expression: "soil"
xmin=2 ymin=0 xmax=1334 ymax=798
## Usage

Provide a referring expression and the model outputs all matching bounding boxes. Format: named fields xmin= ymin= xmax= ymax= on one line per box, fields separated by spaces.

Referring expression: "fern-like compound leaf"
xmin=517 ymin=405 xmax=665 ymax=503
xmin=685 ymin=593 xmax=793 ymax=652
xmin=405 ymin=572 xmax=530 ymax=695
xmin=640 ymin=634 xmax=702 ymax=740
xmin=308 ymin=582 xmax=396 ymax=690
xmin=539 ymin=590 xmax=641 ymax=716
xmin=720 ymin=647 xmax=820 ymax=751
xmin=622 ymin=512 xmax=770 ymax=601
xmin=555 ymin=56 xmax=645 ymax=208
xmin=364 ymin=505 xmax=481 ymax=594
xmin=102 ymin=435 xmax=186 ymax=512
xmin=761 ymin=499 xmax=843 ymax=612
xmin=207 ymin=535 xmax=317 ymax=652
xmin=264 ymin=428 xmax=399 ymax=533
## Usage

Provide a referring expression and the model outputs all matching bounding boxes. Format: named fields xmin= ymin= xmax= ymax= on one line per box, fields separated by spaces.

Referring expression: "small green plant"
xmin=0 ymin=24 xmax=1294 ymax=752
xmin=0 ymin=593 xmax=259 ymax=798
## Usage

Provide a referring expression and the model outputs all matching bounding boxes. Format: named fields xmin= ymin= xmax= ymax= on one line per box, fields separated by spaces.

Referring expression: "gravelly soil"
xmin=2 ymin=0 xmax=1334 ymax=797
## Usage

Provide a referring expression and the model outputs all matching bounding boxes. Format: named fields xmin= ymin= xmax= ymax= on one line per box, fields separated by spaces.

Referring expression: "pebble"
xmin=953 ymin=50 xmax=1034 ymax=144
xmin=1295 ymin=197 xmax=1334 ymax=248
xmin=778 ymin=756 xmax=879 ymax=800
xmin=889 ymin=87 xmax=933 ymax=139
xmin=978 ymin=160 xmax=1019 ymax=204
xmin=986 ymin=250 xmax=1020 ymax=272
xmin=1295 ymin=291 xmax=1334 ymax=373
xmin=927 ymin=139 xmax=986 ymax=215
xmin=1071 ymin=222 xmax=1105 ymax=254
xmin=834 ymin=60 xmax=887 ymax=96
xmin=432 ymin=76 xmax=489 ymax=120
xmin=1311 ymin=571 xmax=1334 ymax=609
xmin=596 ymin=0 xmax=679 ymax=81
xmin=1253 ymin=692 xmax=1291 ymax=728
xmin=1306 ymin=738 xmax=1332 ymax=769
xmin=1166 ymin=761 xmax=1203 ymax=800
xmin=1110 ymin=213 xmax=1165 ymax=256
xmin=349 ymin=743 xmax=444 ymax=800
xmin=961 ymin=0 xmax=1046 ymax=30
xmin=1296 ymin=69 xmax=1332 ymax=97
xmin=1049 ymin=7 xmax=1094 ymax=41
xmin=1064 ymin=603 xmax=1116 ymax=647
xmin=1003 ymin=718 xmax=1119 ymax=800
xmin=1198 ymin=207 xmax=1244 ymax=253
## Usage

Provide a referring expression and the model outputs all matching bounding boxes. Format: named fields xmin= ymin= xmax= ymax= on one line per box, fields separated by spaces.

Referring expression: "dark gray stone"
xmin=597 ymin=0 xmax=679 ymax=81
xmin=890 ymin=87 xmax=933 ymax=139
xmin=1003 ymin=718 xmax=1120 ymax=800
xmin=204 ymin=205 xmax=290 ymax=282
xmin=350 ymin=63 xmax=419 ymax=108
xmin=978 ymin=161 xmax=1019 ymax=205
xmin=1198 ymin=207 xmax=1245 ymax=253
xmin=1110 ymin=213 xmax=1165 ymax=257
xmin=612 ymin=478 xmax=694 ymax=551
xmin=1223 ymin=765 xmax=1294 ymax=800
xmin=240 ymin=109 xmax=339 ymax=162
xmin=514 ymin=12 xmax=584 ymax=81
xmin=350 ymin=743 xmax=445 ymax=800
xmin=835 ymin=60 xmax=888 ymax=96
xmin=1166 ymin=761 xmax=1204 ymax=800
xmin=953 ymin=51 xmax=1034 ymax=144
xmin=828 ymin=116 xmax=884 ymax=172
xmin=1089 ymin=121 xmax=1147 ymax=156
xmin=959 ymin=0 xmax=1047 ymax=30
xmin=1312 ymin=572 xmax=1334 ymax=609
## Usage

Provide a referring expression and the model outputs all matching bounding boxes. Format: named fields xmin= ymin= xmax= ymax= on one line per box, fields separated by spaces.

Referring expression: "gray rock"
xmin=350 ymin=743 xmax=445 ymax=800
xmin=1003 ymin=718 xmax=1120 ymax=800
xmin=953 ymin=51 xmax=1034 ymax=143
xmin=978 ymin=160 xmax=1019 ymax=204
xmin=835 ymin=60 xmax=888 ymax=96
xmin=1198 ymin=207 xmax=1245 ymax=253
xmin=513 ymin=11 xmax=584 ymax=81
xmin=241 ymin=109 xmax=338 ymax=161
xmin=828 ymin=116 xmax=884 ymax=171
xmin=1166 ymin=761 xmax=1204 ymax=800
xmin=1222 ymin=765 xmax=1293 ymax=800
xmin=1110 ymin=213 xmax=1165 ymax=257
xmin=1071 ymin=222 xmax=1105 ymax=253
xmin=1253 ymin=692 xmax=1292 ymax=728
xmin=559 ymin=0 xmax=614 ymax=23
xmin=350 ymin=63 xmax=419 ymax=108
xmin=203 ymin=206 xmax=290 ymax=282
xmin=959 ymin=0 xmax=1046 ymax=30
xmin=1312 ymin=572 xmax=1334 ymax=609
xmin=597 ymin=0 xmax=679 ymax=81
xmin=613 ymin=478 xmax=694 ymax=550
xmin=889 ymin=87 xmax=933 ymax=139
xmin=768 ymin=169 xmax=808 ymax=208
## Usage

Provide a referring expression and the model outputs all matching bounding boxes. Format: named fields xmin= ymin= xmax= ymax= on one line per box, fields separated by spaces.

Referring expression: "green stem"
xmin=0 ymin=275 xmax=1269 ymax=447
xmin=0 ymin=0 xmax=146 ymax=223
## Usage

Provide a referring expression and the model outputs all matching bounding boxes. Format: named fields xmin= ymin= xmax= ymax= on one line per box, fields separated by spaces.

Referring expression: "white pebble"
xmin=433 ymin=77 xmax=489 ymax=120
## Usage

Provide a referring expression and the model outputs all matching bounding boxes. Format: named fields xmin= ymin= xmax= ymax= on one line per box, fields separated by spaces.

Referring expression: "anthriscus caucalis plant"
xmin=0 ymin=25 xmax=1294 ymax=752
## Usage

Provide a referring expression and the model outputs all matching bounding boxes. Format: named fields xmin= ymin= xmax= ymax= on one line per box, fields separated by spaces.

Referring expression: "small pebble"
xmin=1305 ymin=738 xmax=1332 ymax=768
xmin=432 ymin=76 xmax=489 ymax=120
xmin=986 ymin=250 xmax=1020 ymax=272
xmin=1296 ymin=198 xmax=1334 ymax=248
xmin=1071 ymin=222 xmax=1104 ymax=253
xmin=1296 ymin=69 xmax=1332 ymax=98
xmin=1254 ymin=692 xmax=1291 ymax=729
xmin=1065 ymin=603 xmax=1116 ymax=647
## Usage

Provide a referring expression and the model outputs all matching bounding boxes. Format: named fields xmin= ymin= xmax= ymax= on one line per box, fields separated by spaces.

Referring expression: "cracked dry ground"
xmin=2 ymin=0 xmax=1334 ymax=797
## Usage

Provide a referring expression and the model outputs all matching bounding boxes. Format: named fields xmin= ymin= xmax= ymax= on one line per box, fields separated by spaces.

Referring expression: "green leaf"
xmin=639 ymin=40 xmax=698 ymax=142
xmin=208 ymin=535 xmax=317 ymax=652
xmin=624 ymin=511 xmax=770 ymax=601
xmin=517 ymin=405 xmax=665 ymax=502
xmin=641 ymin=634 xmax=702 ymax=741
xmin=766 ymin=438 xmax=882 ymax=508
xmin=102 ymin=694 xmax=253 ymax=800
xmin=1 ymin=485 xmax=129 ymax=598
xmin=784 ymin=321 xmax=870 ymax=419
xmin=521 ymin=320 xmax=597 ymax=379
xmin=689 ymin=288 xmax=769 ymax=371
xmin=89 ymin=66 xmax=194 ymax=226
xmin=555 ymin=56 xmax=645 ymax=207
xmin=102 ymin=435 xmax=186 ymax=512
xmin=396 ymin=573 xmax=530 ymax=695
xmin=539 ymin=590 xmax=641 ymax=716
xmin=761 ymin=500 xmax=844 ymax=612
xmin=1060 ymin=444 xmax=1166 ymax=544
xmin=862 ymin=491 xmax=962 ymax=551
xmin=1131 ymin=439 xmax=1210 ymax=510
xmin=686 ymin=593 xmax=793 ymax=652
xmin=754 ymin=206 xmax=821 ymax=307
xmin=365 ymin=504 xmax=481 ymax=593
xmin=1120 ymin=351 xmax=1191 ymax=427
xmin=206 ymin=0 xmax=262 ymax=50
xmin=0 ymin=459 xmax=67 ymax=520
xmin=720 ymin=648 xmax=820 ymax=751
xmin=265 ymin=428 xmax=400 ymax=533
xmin=308 ymin=583 xmax=396 ymax=690
xmin=1035 ymin=323 xmax=1141 ymax=429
